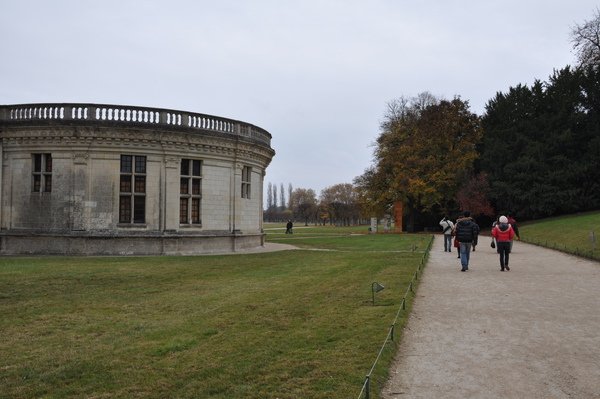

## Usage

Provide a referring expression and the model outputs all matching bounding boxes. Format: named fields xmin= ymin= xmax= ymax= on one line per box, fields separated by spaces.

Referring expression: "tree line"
xmin=265 ymin=10 xmax=600 ymax=230
xmin=264 ymin=182 xmax=363 ymax=226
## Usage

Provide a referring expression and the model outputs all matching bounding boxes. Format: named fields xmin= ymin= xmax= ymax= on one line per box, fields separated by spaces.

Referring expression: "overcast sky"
xmin=1 ymin=1 xmax=597 ymax=196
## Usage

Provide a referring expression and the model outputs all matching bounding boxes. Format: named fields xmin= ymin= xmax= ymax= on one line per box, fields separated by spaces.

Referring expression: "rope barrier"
xmin=521 ymin=237 xmax=599 ymax=262
xmin=357 ymin=235 xmax=433 ymax=399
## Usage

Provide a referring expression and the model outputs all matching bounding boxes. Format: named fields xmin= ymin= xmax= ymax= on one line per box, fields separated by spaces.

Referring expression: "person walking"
xmin=439 ymin=216 xmax=454 ymax=252
xmin=285 ymin=220 xmax=293 ymax=234
xmin=453 ymin=211 xmax=480 ymax=272
xmin=491 ymin=215 xmax=516 ymax=271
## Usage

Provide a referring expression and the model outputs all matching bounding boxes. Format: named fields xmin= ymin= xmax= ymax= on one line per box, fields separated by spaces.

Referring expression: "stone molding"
xmin=0 ymin=123 xmax=275 ymax=166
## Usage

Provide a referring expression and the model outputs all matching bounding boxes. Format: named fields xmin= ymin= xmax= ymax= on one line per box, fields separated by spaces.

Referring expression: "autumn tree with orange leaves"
xmin=355 ymin=93 xmax=482 ymax=231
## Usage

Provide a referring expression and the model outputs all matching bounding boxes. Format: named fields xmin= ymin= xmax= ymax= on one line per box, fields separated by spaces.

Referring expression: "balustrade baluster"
xmin=2 ymin=103 xmax=271 ymax=146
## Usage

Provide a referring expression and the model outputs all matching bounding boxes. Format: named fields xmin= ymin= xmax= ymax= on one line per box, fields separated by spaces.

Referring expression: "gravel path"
xmin=383 ymin=235 xmax=600 ymax=399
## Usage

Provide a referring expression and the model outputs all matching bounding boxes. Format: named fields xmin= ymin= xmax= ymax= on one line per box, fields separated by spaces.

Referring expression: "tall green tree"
xmin=481 ymin=66 xmax=600 ymax=219
xmin=355 ymin=94 xmax=482 ymax=231
xmin=266 ymin=182 xmax=273 ymax=210
xmin=280 ymin=183 xmax=286 ymax=209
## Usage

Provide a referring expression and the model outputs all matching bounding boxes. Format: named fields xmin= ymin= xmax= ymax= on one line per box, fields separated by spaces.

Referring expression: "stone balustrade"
xmin=0 ymin=103 xmax=271 ymax=146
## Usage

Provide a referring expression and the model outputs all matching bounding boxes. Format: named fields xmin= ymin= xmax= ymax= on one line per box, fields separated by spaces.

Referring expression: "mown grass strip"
xmin=0 ymin=229 xmax=427 ymax=399
xmin=520 ymin=211 xmax=600 ymax=260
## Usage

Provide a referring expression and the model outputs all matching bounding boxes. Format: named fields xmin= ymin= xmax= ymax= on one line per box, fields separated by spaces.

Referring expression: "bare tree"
xmin=320 ymin=183 xmax=360 ymax=226
xmin=290 ymin=188 xmax=318 ymax=225
xmin=571 ymin=8 xmax=600 ymax=69
xmin=381 ymin=92 xmax=439 ymax=132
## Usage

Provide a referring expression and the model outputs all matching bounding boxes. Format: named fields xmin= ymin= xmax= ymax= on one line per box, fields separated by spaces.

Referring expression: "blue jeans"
xmin=443 ymin=234 xmax=452 ymax=251
xmin=459 ymin=242 xmax=472 ymax=270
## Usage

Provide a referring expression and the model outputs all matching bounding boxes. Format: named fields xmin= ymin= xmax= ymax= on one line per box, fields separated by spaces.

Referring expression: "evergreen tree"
xmin=481 ymin=67 xmax=600 ymax=219
xmin=280 ymin=183 xmax=286 ymax=209
xmin=266 ymin=182 xmax=273 ymax=210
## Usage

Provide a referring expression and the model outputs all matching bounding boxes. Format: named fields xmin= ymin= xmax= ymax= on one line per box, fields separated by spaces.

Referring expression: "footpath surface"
xmin=382 ymin=235 xmax=600 ymax=399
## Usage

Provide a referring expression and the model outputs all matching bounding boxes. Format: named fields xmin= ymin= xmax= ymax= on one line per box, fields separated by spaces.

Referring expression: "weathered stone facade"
xmin=0 ymin=103 xmax=275 ymax=255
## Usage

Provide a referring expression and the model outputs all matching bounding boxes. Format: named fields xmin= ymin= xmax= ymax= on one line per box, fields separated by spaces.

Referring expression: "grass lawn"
xmin=520 ymin=211 xmax=600 ymax=260
xmin=0 ymin=227 xmax=431 ymax=399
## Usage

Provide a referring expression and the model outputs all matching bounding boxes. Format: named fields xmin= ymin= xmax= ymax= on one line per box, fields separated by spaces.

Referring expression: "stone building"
xmin=0 ymin=103 xmax=275 ymax=255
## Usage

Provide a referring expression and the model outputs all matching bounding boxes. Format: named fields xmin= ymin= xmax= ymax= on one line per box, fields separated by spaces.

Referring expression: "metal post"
xmin=365 ymin=375 xmax=370 ymax=399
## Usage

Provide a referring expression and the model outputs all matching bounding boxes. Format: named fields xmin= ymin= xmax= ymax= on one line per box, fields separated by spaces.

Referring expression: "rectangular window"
xmin=180 ymin=159 xmax=202 ymax=225
xmin=192 ymin=179 xmax=200 ymax=195
xmin=120 ymin=155 xmax=132 ymax=173
xmin=120 ymin=175 xmax=131 ymax=193
xmin=135 ymin=157 xmax=146 ymax=173
xmin=179 ymin=198 xmax=188 ymax=224
xmin=119 ymin=155 xmax=146 ymax=224
xmin=119 ymin=196 xmax=131 ymax=223
xmin=134 ymin=176 xmax=146 ymax=193
xmin=32 ymin=153 xmax=52 ymax=193
xmin=181 ymin=159 xmax=190 ymax=176
xmin=133 ymin=196 xmax=145 ymax=224
xmin=180 ymin=178 xmax=189 ymax=195
xmin=191 ymin=198 xmax=200 ymax=224
xmin=45 ymin=175 xmax=52 ymax=192
xmin=241 ymin=166 xmax=251 ymax=199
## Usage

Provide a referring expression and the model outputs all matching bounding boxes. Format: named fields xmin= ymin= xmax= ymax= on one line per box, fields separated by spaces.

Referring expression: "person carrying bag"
xmin=439 ymin=217 xmax=454 ymax=252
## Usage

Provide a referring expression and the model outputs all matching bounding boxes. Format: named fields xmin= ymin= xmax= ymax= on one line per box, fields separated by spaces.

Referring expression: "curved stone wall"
xmin=0 ymin=103 xmax=275 ymax=255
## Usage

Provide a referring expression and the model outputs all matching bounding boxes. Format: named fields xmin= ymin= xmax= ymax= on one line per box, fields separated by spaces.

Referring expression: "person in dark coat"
xmin=285 ymin=220 xmax=293 ymax=234
xmin=453 ymin=211 xmax=480 ymax=272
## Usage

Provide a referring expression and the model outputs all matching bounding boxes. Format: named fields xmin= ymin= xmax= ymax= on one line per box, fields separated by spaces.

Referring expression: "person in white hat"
xmin=491 ymin=215 xmax=516 ymax=271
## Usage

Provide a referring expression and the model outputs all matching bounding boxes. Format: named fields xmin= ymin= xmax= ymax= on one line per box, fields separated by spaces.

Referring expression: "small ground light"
xmin=372 ymin=282 xmax=385 ymax=305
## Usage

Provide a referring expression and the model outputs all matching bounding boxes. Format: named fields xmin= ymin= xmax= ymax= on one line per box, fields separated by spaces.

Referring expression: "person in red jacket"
xmin=491 ymin=215 xmax=516 ymax=271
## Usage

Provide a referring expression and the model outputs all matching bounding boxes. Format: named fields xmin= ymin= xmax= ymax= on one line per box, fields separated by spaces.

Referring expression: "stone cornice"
xmin=1 ymin=121 xmax=275 ymax=166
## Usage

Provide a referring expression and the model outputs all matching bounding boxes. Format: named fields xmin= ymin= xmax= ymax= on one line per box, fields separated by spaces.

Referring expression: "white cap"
xmin=499 ymin=216 xmax=508 ymax=223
